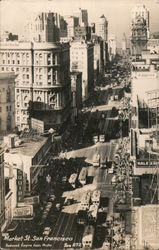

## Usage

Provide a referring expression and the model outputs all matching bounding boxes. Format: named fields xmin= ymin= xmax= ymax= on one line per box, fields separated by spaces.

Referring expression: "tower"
xmin=131 ymin=5 xmax=149 ymax=56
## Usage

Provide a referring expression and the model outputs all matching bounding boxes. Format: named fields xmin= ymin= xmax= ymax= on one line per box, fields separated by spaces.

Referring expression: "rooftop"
xmin=6 ymin=132 xmax=49 ymax=157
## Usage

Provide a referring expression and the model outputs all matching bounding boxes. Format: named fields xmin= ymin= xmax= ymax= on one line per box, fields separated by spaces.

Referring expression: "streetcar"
xmin=78 ymin=167 xmax=87 ymax=186
xmin=69 ymin=173 xmax=78 ymax=188
xmin=91 ymin=190 xmax=101 ymax=206
xmin=82 ymin=225 xmax=95 ymax=249
xmin=80 ymin=191 xmax=91 ymax=210
xmin=88 ymin=204 xmax=98 ymax=224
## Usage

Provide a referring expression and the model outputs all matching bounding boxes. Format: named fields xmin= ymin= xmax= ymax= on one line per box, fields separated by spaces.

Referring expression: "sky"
xmin=0 ymin=0 xmax=159 ymax=44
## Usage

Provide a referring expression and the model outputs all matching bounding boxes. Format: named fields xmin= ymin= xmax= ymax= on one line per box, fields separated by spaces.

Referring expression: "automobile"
xmin=43 ymin=227 xmax=51 ymax=236
xmin=49 ymin=195 xmax=56 ymax=202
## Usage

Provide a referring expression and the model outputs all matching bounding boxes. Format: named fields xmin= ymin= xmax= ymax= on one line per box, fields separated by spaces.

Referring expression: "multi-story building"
xmin=0 ymin=13 xmax=71 ymax=131
xmin=63 ymin=15 xmax=79 ymax=40
xmin=108 ymin=34 xmax=117 ymax=62
xmin=96 ymin=15 xmax=108 ymax=67
xmin=74 ymin=26 xmax=91 ymax=41
xmin=21 ymin=12 xmax=60 ymax=43
xmin=70 ymin=40 xmax=94 ymax=101
xmin=131 ymin=4 xmax=149 ymax=38
xmin=92 ymin=35 xmax=104 ymax=83
xmin=0 ymin=73 xmax=16 ymax=133
xmin=0 ymin=147 xmax=5 ymax=232
xmin=70 ymin=72 xmax=82 ymax=120
xmin=147 ymin=38 xmax=159 ymax=54
xmin=73 ymin=8 xmax=88 ymax=27
xmin=131 ymin=5 xmax=149 ymax=55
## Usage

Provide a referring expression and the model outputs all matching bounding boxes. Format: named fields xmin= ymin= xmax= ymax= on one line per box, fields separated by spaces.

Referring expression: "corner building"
xmin=0 ymin=41 xmax=71 ymax=131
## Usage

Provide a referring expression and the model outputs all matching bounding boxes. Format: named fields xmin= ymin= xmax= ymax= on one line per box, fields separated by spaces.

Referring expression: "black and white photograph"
xmin=0 ymin=0 xmax=159 ymax=249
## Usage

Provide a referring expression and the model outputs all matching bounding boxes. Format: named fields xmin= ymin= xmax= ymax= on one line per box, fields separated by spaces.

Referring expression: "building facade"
xmin=0 ymin=41 xmax=71 ymax=131
xmin=21 ymin=12 xmax=60 ymax=43
xmin=70 ymin=40 xmax=94 ymax=101
xmin=131 ymin=4 xmax=149 ymax=38
xmin=131 ymin=5 xmax=149 ymax=55
xmin=0 ymin=73 xmax=16 ymax=133
xmin=108 ymin=34 xmax=117 ymax=62
xmin=0 ymin=147 xmax=5 ymax=232
xmin=96 ymin=15 xmax=108 ymax=67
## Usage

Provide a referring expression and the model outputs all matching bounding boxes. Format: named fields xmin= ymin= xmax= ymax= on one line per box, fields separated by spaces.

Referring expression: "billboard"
xmin=13 ymin=205 xmax=33 ymax=218
xmin=31 ymin=118 xmax=44 ymax=133
xmin=136 ymin=160 xmax=159 ymax=167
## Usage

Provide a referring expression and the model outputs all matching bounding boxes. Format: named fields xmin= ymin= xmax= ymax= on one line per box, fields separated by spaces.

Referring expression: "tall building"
xmin=21 ymin=12 xmax=60 ymax=43
xmin=108 ymin=34 xmax=117 ymax=62
xmin=131 ymin=5 xmax=149 ymax=55
xmin=122 ymin=33 xmax=127 ymax=51
xmin=97 ymin=15 xmax=108 ymax=67
xmin=92 ymin=36 xmax=104 ymax=83
xmin=70 ymin=40 xmax=94 ymax=101
xmin=0 ymin=147 xmax=5 ymax=232
xmin=97 ymin=15 xmax=108 ymax=42
xmin=0 ymin=73 xmax=16 ymax=133
xmin=63 ymin=15 xmax=79 ymax=40
xmin=131 ymin=4 xmax=149 ymax=38
xmin=73 ymin=8 xmax=88 ymax=27
xmin=0 ymin=13 xmax=71 ymax=131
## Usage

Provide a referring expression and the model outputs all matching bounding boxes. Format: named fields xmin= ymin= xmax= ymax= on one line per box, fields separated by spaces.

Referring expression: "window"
xmin=26 ymin=74 xmax=29 ymax=79
xmin=0 ymin=107 xmax=2 ymax=112
xmin=6 ymin=106 xmax=8 ymax=111
xmin=17 ymin=60 xmax=20 ymax=64
xmin=17 ymin=89 xmax=19 ymax=93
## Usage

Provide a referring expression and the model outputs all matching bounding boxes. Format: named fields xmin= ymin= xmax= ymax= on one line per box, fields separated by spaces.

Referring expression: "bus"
xmin=78 ymin=167 xmax=87 ymax=186
xmin=88 ymin=204 xmax=98 ymax=224
xmin=82 ymin=225 xmax=94 ymax=249
xmin=93 ymin=153 xmax=100 ymax=167
xmin=91 ymin=190 xmax=101 ymax=206
xmin=80 ymin=192 xmax=91 ymax=210
xmin=69 ymin=173 xmax=78 ymax=188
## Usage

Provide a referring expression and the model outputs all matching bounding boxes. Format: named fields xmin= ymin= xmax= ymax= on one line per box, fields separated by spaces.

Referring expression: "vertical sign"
xmin=17 ymin=169 xmax=24 ymax=202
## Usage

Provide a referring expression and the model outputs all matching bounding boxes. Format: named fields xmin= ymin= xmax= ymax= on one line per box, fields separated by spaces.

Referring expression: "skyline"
xmin=0 ymin=0 xmax=159 ymax=44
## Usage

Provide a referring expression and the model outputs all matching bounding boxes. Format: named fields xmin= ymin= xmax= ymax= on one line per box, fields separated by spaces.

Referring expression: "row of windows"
xmin=0 ymin=106 xmax=12 ymax=112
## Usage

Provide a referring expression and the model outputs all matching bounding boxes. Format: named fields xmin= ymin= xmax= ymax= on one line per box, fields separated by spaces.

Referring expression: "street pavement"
xmin=59 ymin=141 xmax=118 ymax=165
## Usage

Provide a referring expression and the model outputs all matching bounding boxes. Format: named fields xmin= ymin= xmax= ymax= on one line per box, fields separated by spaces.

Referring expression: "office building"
xmin=70 ymin=40 xmax=94 ymax=101
xmin=131 ymin=4 xmax=149 ymax=38
xmin=92 ymin=35 xmax=104 ymax=83
xmin=73 ymin=8 xmax=88 ymax=27
xmin=70 ymin=72 xmax=82 ymax=120
xmin=0 ymin=147 xmax=5 ymax=232
xmin=0 ymin=13 xmax=71 ymax=131
xmin=96 ymin=15 xmax=108 ymax=67
xmin=131 ymin=5 xmax=149 ymax=55
xmin=0 ymin=73 xmax=16 ymax=133
xmin=21 ymin=12 xmax=60 ymax=43
xmin=63 ymin=15 xmax=79 ymax=40
xmin=108 ymin=34 xmax=117 ymax=61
